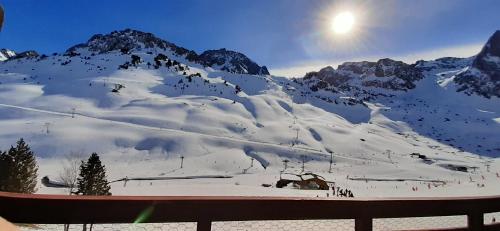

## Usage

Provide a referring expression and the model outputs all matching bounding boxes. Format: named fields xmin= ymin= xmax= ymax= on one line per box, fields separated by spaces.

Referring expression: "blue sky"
xmin=0 ymin=0 xmax=499 ymax=76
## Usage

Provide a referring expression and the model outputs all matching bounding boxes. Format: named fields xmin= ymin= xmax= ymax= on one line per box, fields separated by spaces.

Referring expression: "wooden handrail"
xmin=1 ymin=192 xmax=499 ymax=231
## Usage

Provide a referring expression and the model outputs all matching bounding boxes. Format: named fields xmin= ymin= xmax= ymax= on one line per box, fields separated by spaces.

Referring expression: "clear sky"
xmin=0 ymin=0 xmax=499 ymax=76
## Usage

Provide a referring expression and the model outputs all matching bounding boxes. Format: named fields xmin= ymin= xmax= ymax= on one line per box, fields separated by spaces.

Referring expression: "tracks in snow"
xmin=0 ymin=103 xmax=375 ymax=164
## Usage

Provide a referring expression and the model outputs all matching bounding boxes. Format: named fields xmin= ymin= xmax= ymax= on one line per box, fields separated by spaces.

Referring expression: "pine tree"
xmin=76 ymin=153 xmax=111 ymax=196
xmin=235 ymin=85 xmax=242 ymax=94
xmin=0 ymin=150 xmax=12 ymax=191
xmin=0 ymin=138 xmax=39 ymax=193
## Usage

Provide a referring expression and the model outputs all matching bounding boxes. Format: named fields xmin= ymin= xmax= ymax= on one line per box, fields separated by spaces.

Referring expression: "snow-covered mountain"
xmin=66 ymin=29 xmax=197 ymax=58
xmin=297 ymin=53 xmax=499 ymax=158
xmin=303 ymin=58 xmax=424 ymax=96
xmin=65 ymin=29 xmax=268 ymax=75
xmin=0 ymin=48 xmax=16 ymax=61
xmin=0 ymin=29 xmax=498 ymax=197
xmin=197 ymin=48 xmax=269 ymax=75
xmin=0 ymin=49 xmax=39 ymax=61
xmin=455 ymin=30 xmax=500 ymax=98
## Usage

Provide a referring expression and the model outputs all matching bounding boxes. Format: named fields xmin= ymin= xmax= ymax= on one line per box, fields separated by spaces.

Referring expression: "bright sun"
xmin=332 ymin=11 xmax=355 ymax=34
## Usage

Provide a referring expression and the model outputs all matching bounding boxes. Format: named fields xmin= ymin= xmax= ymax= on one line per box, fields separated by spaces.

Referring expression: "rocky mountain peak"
xmin=479 ymin=30 xmax=500 ymax=56
xmin=0 ymin=49 xmax=40 ymax=61
xmin=66 ymin=28 xmax=197 ymax=58
xmin=454 ymin=30 xmax=500 ymax=98
xmin=14 ymin=50 xmax=39 ymax=59
xmin=319 ymin=66 xmax=335 ymax=73
xmin=197 ymin=48 xmax=269 ymax=75
xmin=472 ymin=30 xmax=500 ymax=79
xmin=304 ymin=58 xmax=423 ymax=92
xmin=304 ymin=66 xmax=335 ymax=80
xmin=0 ymin=48 xmax=16 ymax=61
xmin=64 ymin=29 xmax=269 ymax=75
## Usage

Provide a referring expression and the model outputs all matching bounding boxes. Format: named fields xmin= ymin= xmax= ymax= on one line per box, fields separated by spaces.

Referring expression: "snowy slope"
xmin=0 ymin=29 xmax=499 ymax=197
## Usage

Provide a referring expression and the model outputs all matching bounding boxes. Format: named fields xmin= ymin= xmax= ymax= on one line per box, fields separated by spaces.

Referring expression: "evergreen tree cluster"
xmin=235 ymin=85 xmax=242 ymax=94
xmin=131 ymin=55 xmax=141 ymax=66
xmin=0 ymin=138 xmax=38 ymax=193
xmin=76 ymin=153 xmax=111 ymax=196
xmin=152 ymin=53 xmax=187 ymax=71
xmin=0 ymin=140 xmax=111 ymax=196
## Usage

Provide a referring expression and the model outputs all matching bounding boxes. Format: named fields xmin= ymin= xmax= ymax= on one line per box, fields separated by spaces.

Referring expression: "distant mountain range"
xmin=64 ymin=29 xmax=269 ymax=75
xmin=0 ymin=28 xmax=498 ymax=163
xmin=303 ymin=30 xmax=500 ymax=99
xmin=454 ymin=31 xmax=500 ymax=98
xmin=2 ymin=29 xmax=498 ymax=98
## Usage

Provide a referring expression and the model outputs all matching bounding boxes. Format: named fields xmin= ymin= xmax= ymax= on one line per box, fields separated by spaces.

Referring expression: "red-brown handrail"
xmin=1 ymin=192 xmax=499 ymax=231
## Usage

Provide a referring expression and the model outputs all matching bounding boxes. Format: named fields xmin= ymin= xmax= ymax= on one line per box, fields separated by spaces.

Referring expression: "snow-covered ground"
xmin=0 ymin=38 xmax=499 ymax=199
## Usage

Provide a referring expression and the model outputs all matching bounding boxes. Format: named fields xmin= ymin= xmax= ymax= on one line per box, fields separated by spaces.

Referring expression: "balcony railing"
xmin=1 ymin=191 xmax=500 ymax=231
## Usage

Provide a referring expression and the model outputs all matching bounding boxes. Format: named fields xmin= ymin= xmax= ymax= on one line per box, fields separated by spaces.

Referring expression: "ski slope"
xmin=0 ymin=31 xmax=499 ymax=198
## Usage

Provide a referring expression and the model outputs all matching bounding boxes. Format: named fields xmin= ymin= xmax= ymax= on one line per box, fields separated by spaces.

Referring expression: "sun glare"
xmin=332 ymin=11 xmax=355 ymax=34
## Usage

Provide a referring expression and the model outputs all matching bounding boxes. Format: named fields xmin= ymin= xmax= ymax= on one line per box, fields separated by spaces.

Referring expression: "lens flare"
xmin=134 ymin=206 xmax=155 ymax=224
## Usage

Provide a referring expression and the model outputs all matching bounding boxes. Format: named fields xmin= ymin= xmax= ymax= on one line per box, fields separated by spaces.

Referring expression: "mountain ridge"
xmin=303 ymin=30 xmax=500 ymax=99
xmin=0 ymin=28 xmax=498 ymax=198
xmin=65 ymin=28 xmax=269 ymax=75
xmin=454 ymin=30 xmax=500 ymax=98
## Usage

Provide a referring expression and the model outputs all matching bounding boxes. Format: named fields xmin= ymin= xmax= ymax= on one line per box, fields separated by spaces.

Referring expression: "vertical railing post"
xmin=467 ymin=212 xmax=483 ymax=231
xmin=197 ymin=219 xmax=212 ymax=231
xmin=355 ymin=217 xmax=372 ymax=231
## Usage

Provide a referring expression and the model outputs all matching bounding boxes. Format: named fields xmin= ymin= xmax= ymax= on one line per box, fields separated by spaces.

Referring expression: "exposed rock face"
xmin=11 ymin=50 xmax=39 ymax=60
xmin=65 ymin=29 xmax=269 ymax=75
xmin=474 ymin=30 xmax=500 ymax=73
xmin=304 ymin=58 xmax=423 ymax=92
xmin=0 ymin=49 xmax=16 ymax=61
xmin=1 ymin=49 xmax=41 ymax=61
xmin=303 ymin=31 xmax=500 ymax=99
xmin=197 ymin=48 xmax=269 ymax=75
xmin=454 ymin=30 xmax=500 ymax=98
xmin=415 ymin=57 xmax=472 ymax=72
xmin=66 ymin=29 xmax=197 ymax=59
